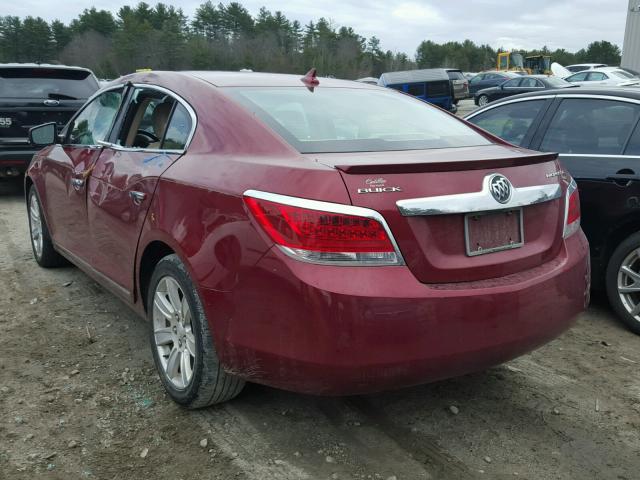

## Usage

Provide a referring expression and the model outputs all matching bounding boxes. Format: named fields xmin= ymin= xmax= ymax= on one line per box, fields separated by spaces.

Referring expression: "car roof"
xmin=567 ymin=63 xmax=607 ymax=68
xmin=0 ymin=63 xmax=93 ymax=73
xmin=183 ymin=70 xmax=376 ymax=88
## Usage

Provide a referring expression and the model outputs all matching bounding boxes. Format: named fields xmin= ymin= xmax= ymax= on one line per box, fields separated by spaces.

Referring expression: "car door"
xmin=86 ymin=85 xmax=195 ymax=297
xmin=530 ymin=97 xmax=640 ymax=261
xmin=586 ymin=72 xmax=609 ymax=85
xmin=41 ymin=87 xmax=125 ymax=260
xmin=495 ymin=78 xmax=523 ymax=100
xmin=469 ymin=74 xmax=485 ymax=94
xmin=465 ymin=98 xmax=552 ymax=148
xmin=565 ymin=72 xmax=589 ymax=85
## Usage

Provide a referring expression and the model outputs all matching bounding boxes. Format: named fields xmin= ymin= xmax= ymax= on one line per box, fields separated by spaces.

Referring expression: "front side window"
xmin=228 ymin=87 xmax=491 ymax=153
xmin=68 ymin=89 xmax=124 ymax=145
xmin=540 ymin=99 xmax=640 ymax=155
xmin=469 ymin=75 xmax=483 ymax=84
xmin=467 ymin=100 xmax=546 ymax=146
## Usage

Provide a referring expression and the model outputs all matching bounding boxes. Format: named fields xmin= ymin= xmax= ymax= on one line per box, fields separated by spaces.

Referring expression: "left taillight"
xmin=243 ymin=190 xmax=404 ymax=265
xmin=563 ymin=178 xmax=581 ymax=239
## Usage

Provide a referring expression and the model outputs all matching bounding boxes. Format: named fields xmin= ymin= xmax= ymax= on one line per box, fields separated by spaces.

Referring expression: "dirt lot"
xmin=1 ymin=178 xmax=640 ymax=480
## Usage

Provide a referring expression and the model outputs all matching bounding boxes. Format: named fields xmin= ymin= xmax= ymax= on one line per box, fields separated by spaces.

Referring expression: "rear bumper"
xmin=203 ymin=230 xmax=589 ymax=395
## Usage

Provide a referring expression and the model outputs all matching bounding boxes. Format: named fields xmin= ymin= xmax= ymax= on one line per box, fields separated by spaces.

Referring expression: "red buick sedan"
xmin=25 ymin=70 xmax=589 ymax=408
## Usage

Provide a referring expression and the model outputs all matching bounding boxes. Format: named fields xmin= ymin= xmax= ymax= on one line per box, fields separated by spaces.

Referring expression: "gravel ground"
xmin=1 ymin=177 xmax=640 ymax=480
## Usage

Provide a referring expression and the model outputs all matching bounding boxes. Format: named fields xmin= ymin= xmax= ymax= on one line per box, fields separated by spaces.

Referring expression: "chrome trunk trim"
xmin=396 ymin=174 xmax=562 ymax=216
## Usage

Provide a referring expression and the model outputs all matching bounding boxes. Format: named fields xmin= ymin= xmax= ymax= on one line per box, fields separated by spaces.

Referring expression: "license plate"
xmin=465 ymin=209 xmax=524 ymax=256
xmin=0 ymin=117 xmax=13 ymax=128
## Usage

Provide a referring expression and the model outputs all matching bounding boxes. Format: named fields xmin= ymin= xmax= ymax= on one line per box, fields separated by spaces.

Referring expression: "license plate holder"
xmin=465 ymin=209 xmax=524 ymax=257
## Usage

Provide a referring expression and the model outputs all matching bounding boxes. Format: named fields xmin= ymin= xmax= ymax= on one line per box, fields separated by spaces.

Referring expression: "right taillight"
xmin=243 ymin=190 xmax=404 ymax=266
xmin=563 ymin=178 xmax=580 ymax=238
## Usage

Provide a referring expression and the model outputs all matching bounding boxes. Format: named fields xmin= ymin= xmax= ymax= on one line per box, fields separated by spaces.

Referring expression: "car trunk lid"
xmin=313 ymin=145 xmax=567 ymax=284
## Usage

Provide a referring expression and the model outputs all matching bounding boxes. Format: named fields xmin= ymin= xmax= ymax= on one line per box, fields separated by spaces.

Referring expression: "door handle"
xmin=129 ymin=191 xmax=146 ymax=205
xmin=607 ymin=174 xmax=640 ymax=181
xmin=71 ymin=178 xmax=85 ymax=190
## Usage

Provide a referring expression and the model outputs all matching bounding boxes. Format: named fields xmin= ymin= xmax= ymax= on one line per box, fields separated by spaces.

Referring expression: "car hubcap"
xmin=617 ymin=249 xmax=640 ymax=322
xmin=479 ymin=96 xmax=488 ymax=106
xmin=152 ymin=276 xmax=196 ymax=389
xmin=29 ymin=191 xmax=43 ymax=259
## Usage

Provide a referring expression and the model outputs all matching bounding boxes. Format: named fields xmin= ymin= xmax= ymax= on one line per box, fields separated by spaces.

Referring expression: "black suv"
xmin=0 ymin=64 xmax=99 ymax=178
xmin=465 ymin=87 xmax=640 ymax=334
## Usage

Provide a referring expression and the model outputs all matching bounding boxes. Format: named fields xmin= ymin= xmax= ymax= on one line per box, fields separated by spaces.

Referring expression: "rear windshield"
xmin=227 ymin=87 xmax=491 ymax=153
xmin=0 ymin=68 xmax=99 ymax=99
xmin=447 ymin=71 xmax=465 ymax=80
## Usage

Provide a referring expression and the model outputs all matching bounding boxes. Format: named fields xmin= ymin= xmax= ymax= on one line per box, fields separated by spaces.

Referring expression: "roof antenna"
xmin=301 ymin=68 xmax=319 ymax=91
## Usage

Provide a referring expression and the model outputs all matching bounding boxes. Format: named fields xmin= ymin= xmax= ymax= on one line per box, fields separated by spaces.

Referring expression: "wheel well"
xmin=603 ymin=220 xmax=640 ymax=268
xmin=138 ymin=241 xmax=175 ymax=312
xmin=24 ymin=176 xmax=33 ymax=201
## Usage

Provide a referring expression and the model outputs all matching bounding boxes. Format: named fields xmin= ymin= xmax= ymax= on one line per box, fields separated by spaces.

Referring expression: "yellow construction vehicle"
xmin=497 ymin=51 xmax=525 ymax=72
xmin=523 ymin=55 xmax=552 ymax=75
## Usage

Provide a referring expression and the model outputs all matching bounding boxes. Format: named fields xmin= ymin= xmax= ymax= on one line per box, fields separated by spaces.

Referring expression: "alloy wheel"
xmin=29 ymin=191 xmax=43 ymax=259
xmin=478 ymin=95 xmax=489 ymax=107
xmin=152 ymin=276 xmax=196 ymax=389
xmin=617 ymin=249 xmax=640 ymax=323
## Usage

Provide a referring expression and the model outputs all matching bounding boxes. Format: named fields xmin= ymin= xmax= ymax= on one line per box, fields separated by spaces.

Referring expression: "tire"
xmin=605 ymin=232 xmax=640 ymax=335
xmin=147 ymin=254 xmax=245 ymax=407
xmin=27 ymin=185 xmax=68 ymax=268
xmin=478 ymin=95 xmax=490 ymax=107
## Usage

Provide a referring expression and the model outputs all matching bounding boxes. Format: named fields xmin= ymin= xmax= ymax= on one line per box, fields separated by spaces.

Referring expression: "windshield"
xmin=510 ymin=53 xmax=524 ymax=69
xmin=227 ymin=87 xmax=491 ymax=154
xmin=611 ymin=70 xmax=636 ymax=79
xmin=0 ymin=68 xmax=99 ymax=99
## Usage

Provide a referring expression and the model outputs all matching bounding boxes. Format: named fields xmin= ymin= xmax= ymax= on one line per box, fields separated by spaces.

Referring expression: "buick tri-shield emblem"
xmin=489 ymin=174 xmax=512 ymax=204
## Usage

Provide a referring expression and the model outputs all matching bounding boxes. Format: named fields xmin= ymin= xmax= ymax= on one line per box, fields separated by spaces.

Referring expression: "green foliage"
xmin=0 ymin=2 xmax=624 ymax=79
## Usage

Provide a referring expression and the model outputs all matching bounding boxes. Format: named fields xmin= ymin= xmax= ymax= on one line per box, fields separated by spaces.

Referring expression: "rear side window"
xmin=567 ymin=72 xmax=588 ymax=82
xmin=228 ymin=87 xmax=491 ymax=153
xmin=502 ymin=79 xmax=522 ymax=88
xmin=469 ymin=75 xmax=484 ymax=84
xmin=407 ymin=83 xmax=425 ymax=96
xmin=520 ymin=78 xmax=543 ymax=88
xmin=0 ymin=67 xmax=99 ymax=99
xmin=587 ymin=72 xmax=607 ymax=81
xmin=68 ymin=89 xmax=123 ymax=145
xmin=468 ymin=100 xmax=546 ymax=146
xmin=624 ymin=122 xmax=640 ymax=155
xmin=540 ymin=99 xmax=640 ymax=155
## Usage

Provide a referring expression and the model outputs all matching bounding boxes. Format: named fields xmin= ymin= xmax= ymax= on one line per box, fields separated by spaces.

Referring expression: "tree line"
xmin=0 ymin=2 xmax=623 ymax=80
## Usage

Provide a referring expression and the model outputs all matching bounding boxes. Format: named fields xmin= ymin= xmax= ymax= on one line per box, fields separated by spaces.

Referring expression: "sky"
xmin=2 ymin=0 xmax=632 ymax=55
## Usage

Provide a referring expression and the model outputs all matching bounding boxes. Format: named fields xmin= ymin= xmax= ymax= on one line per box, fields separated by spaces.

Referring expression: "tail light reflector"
xmin=243 ymin=190 xmax=403 ymax=265
xmin=563 ymin=178 xmax=580 ymax=238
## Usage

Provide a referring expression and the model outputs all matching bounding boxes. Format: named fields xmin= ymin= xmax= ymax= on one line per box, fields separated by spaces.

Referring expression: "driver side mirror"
xmin=29 ymin=122 xmax=57 ymax=147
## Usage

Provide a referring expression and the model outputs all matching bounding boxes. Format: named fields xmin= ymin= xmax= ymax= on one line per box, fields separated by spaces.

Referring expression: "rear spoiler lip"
xmin=333 ymin=152 xmax=559 ymax=174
